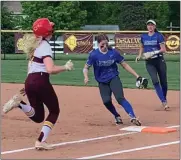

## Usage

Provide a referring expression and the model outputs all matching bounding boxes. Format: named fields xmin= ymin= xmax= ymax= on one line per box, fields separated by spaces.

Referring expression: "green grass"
xmin=1 ymin=53 xmax=180 ymax=62
xmin=1 ymin=59 xmax=180 ymax=90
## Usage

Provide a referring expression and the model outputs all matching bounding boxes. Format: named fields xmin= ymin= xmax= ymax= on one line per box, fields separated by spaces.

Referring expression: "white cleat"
xmin=35 ymin=141 xmax=54 ymax=150
xmin=3 ymin=94 xmax=22 ymax=114
xmin=162 ymin=102 xmax=170 ymax=110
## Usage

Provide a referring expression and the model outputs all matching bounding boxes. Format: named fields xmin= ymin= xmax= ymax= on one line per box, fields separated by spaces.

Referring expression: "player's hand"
xmin=84 ymin=77 xmax=89 ymax=85
xmin=64 ymin=60 xmax=74 ymax=71
xmin=135 ymin=55 xmax=141 ymax=62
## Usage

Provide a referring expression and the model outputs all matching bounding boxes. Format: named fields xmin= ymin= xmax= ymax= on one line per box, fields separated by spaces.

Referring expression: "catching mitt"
xmin=136 ymin=76 xmax=148 ymax=89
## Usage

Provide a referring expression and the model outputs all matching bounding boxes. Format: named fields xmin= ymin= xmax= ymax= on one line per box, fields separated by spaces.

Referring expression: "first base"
xmin=120 ymin=126 xmax=177 ymax=134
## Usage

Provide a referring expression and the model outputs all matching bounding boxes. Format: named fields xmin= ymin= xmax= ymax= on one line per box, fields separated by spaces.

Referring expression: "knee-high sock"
xmin=38 ymin=121 xmax=54 ymax=142
xmin=154 ymin=83 xmax=166 ymax=102
xmin=161 ymin=84 xmax=168 ymax=101
xmin=120 ymin=99 xmax=136 ymax=119
xmin=19 ymin=101 xmax=35 ymax=118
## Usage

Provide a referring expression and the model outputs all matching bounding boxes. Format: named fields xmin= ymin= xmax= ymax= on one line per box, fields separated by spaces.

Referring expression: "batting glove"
xmin=64 ymin=60 xmax=74 ymax=71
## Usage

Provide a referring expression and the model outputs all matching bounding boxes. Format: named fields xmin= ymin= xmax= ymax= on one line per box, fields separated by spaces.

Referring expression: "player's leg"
xmin=156 ymin=57 xmax=169 ymax=109
xmin=3 ymin=77 xmax=45 ymax=123
xmin=35 ymin=81 xmax=60 ymax=149
xmin=110 ymin=76 xmax=141 ymax=126
xmin=19 ymin=95 xmax=45 ymax=123
xmin=146 ymin=61 xmax=166 ymax=104
xmin=98 ymin=82 xmax=122 ymax=124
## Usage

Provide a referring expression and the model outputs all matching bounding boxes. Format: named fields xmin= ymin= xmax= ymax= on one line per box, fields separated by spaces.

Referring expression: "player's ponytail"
xmin=154 ymin=28 xmax=158 ymax=32
xmin=22 ymin=34 xmax=42 ymax=60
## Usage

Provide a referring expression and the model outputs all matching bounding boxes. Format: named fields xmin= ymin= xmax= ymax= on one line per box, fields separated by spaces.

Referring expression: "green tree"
xmin=79 ymin=1 xmax=100 ymax=24
xmin=119 ymin=2 xmax=146 ymax=30
xmin=97 ymin=1 xmax=122 ymax=25
xmin=144 ymin=1 xmax=170 ymax=30
xmin=1 ymin=3 xmax=15 ymax=54
xmin=168 ymin=1 xmax=180 ymax=29
xmin=20 ymin=1 xmax=87 ymax=30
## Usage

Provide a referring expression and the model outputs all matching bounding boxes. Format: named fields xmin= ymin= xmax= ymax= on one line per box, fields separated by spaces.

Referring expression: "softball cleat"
xmin=131 ymin=118 xmax=141 ymax=126
xmin=162 ymin=102 xmax=170 ymax=110
xmin=35 ymin=141 xmax=54 ymax=150
xmin=115 ymin=116 xmax=123 ymax=125
xmin=3 ymin=94 xmax=22 ymax=114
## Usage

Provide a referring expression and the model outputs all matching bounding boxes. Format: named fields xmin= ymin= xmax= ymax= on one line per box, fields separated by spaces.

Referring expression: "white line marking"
xmin=167 ymin=125 xmax=180 ymax=129
xmin=1 ymin=132 xmax=137 ymax=155
xmin=1 ymin=124 xmax=179 ymax=155
xmin=77 ymin=141 xmax=180 ymax=159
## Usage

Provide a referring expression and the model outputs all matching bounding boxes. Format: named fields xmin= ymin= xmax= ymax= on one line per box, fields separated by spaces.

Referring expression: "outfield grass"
xmin=1 ymin=59 xmax=180 ymax=90
xmin=1 ymin=53 xmax=180 ymax=62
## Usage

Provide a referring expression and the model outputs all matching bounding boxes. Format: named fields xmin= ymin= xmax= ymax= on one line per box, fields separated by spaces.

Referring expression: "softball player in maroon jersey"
xmin=2 ymin=18 xmax=74 ymax=150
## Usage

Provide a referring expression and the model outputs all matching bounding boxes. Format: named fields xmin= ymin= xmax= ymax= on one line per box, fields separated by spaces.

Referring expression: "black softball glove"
xmin=136 ymin=76 xmax=148 ymax=89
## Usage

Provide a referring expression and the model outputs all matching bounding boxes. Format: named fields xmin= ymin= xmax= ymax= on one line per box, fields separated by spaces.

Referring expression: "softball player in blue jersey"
xmin=83 ymin=34 xmax=148 ymax=126
xmin=136 ymin=19 xmax=169 ymax=110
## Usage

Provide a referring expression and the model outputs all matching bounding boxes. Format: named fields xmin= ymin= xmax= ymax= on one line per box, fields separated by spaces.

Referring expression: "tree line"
xmin=1 ymin=1 xmax=180 ymax=54
xmin=2 ymin=1 xmax=180 ymax=30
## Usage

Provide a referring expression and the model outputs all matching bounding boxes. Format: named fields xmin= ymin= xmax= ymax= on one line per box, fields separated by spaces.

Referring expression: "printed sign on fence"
xmin=164 ymin=33 xmax=180 ymax=54
xmin=14 ymin=32 xmax=180 ymax=55
xmin=63 ymin=33 xmax=93 ymax=53
xmin=15 ymin=33 xmax=24 ymax=53
xmin=115 ymin=33 xmax=180 ymax=54
xmin=114 ymin=33 xmax=141 ymax=54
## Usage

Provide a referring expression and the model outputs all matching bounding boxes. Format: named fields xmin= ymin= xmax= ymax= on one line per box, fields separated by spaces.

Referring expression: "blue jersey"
xmin=86 ymin=48 xmax=124 ymax=83
xmin=141 ymin=32 xmax=165 ymax=58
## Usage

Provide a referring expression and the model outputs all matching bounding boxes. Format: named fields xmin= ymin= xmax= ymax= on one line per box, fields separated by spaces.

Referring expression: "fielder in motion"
xmin=2 ymin=18 xmax=74 ymax=150
xmin=83 ymin=34 xmax=148 ymax=126
xmin=136 ymin=19 xmax=169 ymax=110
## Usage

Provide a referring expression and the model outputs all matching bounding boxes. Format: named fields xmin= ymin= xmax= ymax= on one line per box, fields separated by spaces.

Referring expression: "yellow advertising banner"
xmin=63 ymin=33 xmax=93 ymax=53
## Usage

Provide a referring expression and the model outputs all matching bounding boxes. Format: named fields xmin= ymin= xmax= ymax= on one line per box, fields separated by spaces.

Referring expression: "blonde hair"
xmin=22 ymin=34 xmax=42 ymax=60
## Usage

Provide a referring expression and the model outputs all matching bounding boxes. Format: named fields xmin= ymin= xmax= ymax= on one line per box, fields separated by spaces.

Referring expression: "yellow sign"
xmin=166 ymin=35 xmax=180 ymax=50
xmin=17 ymin=38 xmax=24 ymax=50
xmin=65 ymin=35 xmax=77 ymax=51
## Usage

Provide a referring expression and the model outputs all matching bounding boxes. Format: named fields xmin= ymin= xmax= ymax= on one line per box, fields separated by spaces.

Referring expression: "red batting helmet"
xmin=32 ymin=18 xmax=54 ymax=37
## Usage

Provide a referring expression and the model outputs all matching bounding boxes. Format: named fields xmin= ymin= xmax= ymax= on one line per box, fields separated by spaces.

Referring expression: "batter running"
xmin=2 ymin=18 xmax=74 ymax=150
xmin=83 ymin=34 xmax=148 ymax=126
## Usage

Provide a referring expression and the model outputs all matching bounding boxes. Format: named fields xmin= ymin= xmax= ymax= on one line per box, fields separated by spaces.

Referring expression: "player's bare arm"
xmin=43 ymin=57 xmax=73 ymax=74
xmin=159 ymin=43 xmax=166 ymax=53
xmin=83 ymin=64 xmax=90 ymax=85
xmin=120 ymin=61 xmax=139 ymax=78
xmin=136 ymin=43 xmax=143 ymax=62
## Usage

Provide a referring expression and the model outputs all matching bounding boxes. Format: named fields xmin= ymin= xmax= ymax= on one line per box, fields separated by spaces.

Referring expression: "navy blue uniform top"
xmin=140 ymin=32 xmax=165 ymax=58
xmin=86 ymin=48 xmax=124 ymax=83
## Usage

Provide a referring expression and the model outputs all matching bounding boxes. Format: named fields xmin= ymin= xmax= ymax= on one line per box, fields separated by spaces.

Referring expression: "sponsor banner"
xmin=63 ymin=33 xmax=93 ymax=53
xmin=164 ymin=33 xmax=180 ymax=54
xmin=115 ymin=33 xmax=180 ymax=54
xmin=114 ymin=33 xmax=141 ymax=54
xmin=15 ymin=33 xmax=24 ymax=53
xmin=14 ymin=32 xmax=179 ymax=54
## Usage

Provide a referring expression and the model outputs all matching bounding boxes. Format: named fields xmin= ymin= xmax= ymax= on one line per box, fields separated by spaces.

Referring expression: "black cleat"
xmin=131 ymin=118 xmax=141 ymax=126
xmin=115 ymin=116 xmax=123 ymax=125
